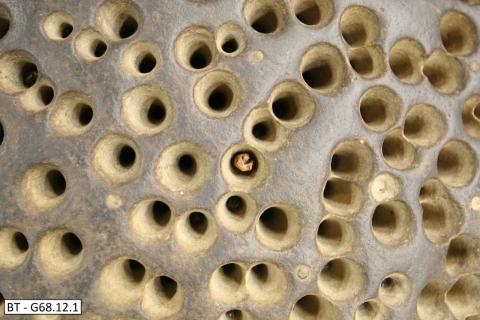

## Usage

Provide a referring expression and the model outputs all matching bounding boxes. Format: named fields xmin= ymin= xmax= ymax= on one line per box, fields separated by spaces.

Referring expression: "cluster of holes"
xmin=209 ymin=261 xmax=288 ymax=306
xmin=95 ymin=257 xmax=183 ymax=317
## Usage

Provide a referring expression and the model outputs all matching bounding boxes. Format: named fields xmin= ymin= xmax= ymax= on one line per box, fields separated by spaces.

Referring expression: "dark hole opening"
xmin=118 ymin=145 xmax=136 ymax=168
xmin=138 ymin=53 xmax=156 ymax=74
xmin=295 ymin=2 xmax=321 ymax=25
xmin=473 ymin=103 xmax=480 ymax=120
xmin=442 ymin=28 xmax=464 ymax=54
xmin=296 ymin=295 xmax=320 ymax=316
xmin=61 ymin=232 xmax=83 ymax=255
xmin=178 ymin=154 xmax=197 ymax=176
xmin=342 ymin=23 xmax=367 ymax=47
xmin=76 ymin=104 xmax=93 ymax=126
xmin=390 ymin=55 xmax=413 ymax=79
xmin=252 ymin=121 xmax=274 ymax=141
xmin=124 ymin=259 xmax=145 ymax=283
xmin=226 ymin=195 xmax=246 ymax=216
xmin=59 ymin=23 xmax=73 ymax=39
xmin=46 ymin=169 xmax=66 ymax=196
xmin=317 ymin=219 xmax=341 ymax=241
xmin=0 ymin=292 xmax=4 ymax=304
xmin=151 ymin=201 xmax=171 ymax=226
xmin=189 ymin=45 xmax=212 ymax=69
xmin=330 ymin=152 xmax=358 ymax=175
xmin=221 ymin=263 xmax=243 ymax=284
xmin=21 ymin=62 xmax=38 ymax=88
xmin=360 ymin=98 xmax=386 ymax=125
xmin=13 ymin=232 xmax=29 ymax=252
xmin=230 ymin=151 xmax=258 ymax=176
xmin=0 ymin=122 xmax=4 ymax=146
xmin=251 ymin=10 xmax=278 ymax=34
xmin=39 ymin=85 xmax=54 ymax=106
xmin=119 ymin=15 xmax=138 ymax=39
xmin=93 ymin=40 xmax=107 ymax=57
xmin=208 ymin=84 xmax=233 ymax=111
xmin=225 ymin=309 xmax=243 ymax=320
xmin=382 ymin=137 xmax=403 ymax=158
xmin=251 ymin=263 xmax=269 ymax=282
xmin=188 ymin=211 xmax=208 ymax=235
xmin=0 ymin=15 xmax=10 ymax=39
xmin=147 ymin=99 xmax=166 ymax=124
xmin=350 ymin=52 xmax=373 ymax=75
xmin=381 ymin=277 xmax=394 ymax=289
xmin=302 ymin=63 xmax=332 ymax=89
xmin=259 ymin=207 xmax=288 ymax=234
xmin=272 ymin=96 xmax=298 ymax=120
xmin=222 ymin=38 xmax=239 ymax=53
xmin=372 ymin=205 xmax=396 ymax=230
xmin=156 ymin=276 xmax=177 ymax=300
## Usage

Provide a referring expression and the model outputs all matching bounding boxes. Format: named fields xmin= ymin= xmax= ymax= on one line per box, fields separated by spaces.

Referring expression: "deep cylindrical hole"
xmin=372 ymin=204 xmax=396 ymax=231
xmin=381 ymin=277 xmax=394 ymax=289
xmin=225 ymin=310 xmax=243 ymax=320
xmin=138 ymin=53 xmax=156 ymax=74
xmin=230 ymin=151 xmax=258 ymax=176
xmin=151 ymin=201 xmax=171 ymax=226
xmin=39 ymin=85 xmax=54 ymax=106
xmin=46 ymin=169 xmax=66 ymax=196
xmin=124 ymin=259 xmax=145 ymax=283
xmin=259 ymin=207 xmax=288 ymax=234
xmin=59 ymin=23 xmax=73 ymax=38
xmin=119 ymin=15 xmax=138 ymax=39
xmin=208 ymin=84 xmax=233 ymax=111
xmin=93 ymin=40 xmax=107 ymax=57
xmin=156 ymin=276 xmax=178 ymax=300
xmin=13 ymin=232 xmax=29 ymax=252
xmin=302 ymin=63 xmax=332 ymax=89
xmin=177 ymin=154 xmax=197 ymax=176
xmin=474 ymin=103 xmax=480 ymax=120
xmin=272 ymin=96 xmax=298 ymax=120
xmin=147 ymin=99 xmax=166 ymax=125
xmin=61 ymin=232 xmax=83 ymax=255
xmin=350 ymin=51 xmax=373 ymax=75
xmin=21 ymin=62 xmax=38 ymax=88
xmin=251 ymin=263 xmax=269 ymax=282
xmin=360 ymin=98 xmax=386 ymax=125
xmin=251 ymin=10 xmax=278 ymax=34
xmin=0 ymin=122 xmax=4 ymax=146
xmin=252 ymin=121 xmax=274 ymax=141
xmin=226 ymin=195 xmax=246 ymax=216
xmin=189 ymin=45 xmax=212 ymax=69
xmin=188 ymin=211 xmax=208 ymax=235
xmin=76 ymin=103 xmax=93 ymax=126
xmin=0 ymin=15 xmax=9 ymax=39
xmin=221 ymin=263 xmax=243 ymax=284
xmin=117 ymin=145 xmax=136 ymax=168
xmin=222 ymin=38 xmax=239 ymax=53
xmin=317 ymin=219 xmax=342 ymax=241
xmin=296 ymin=295 xmax=320 ymax=316
xmin=295 ymin=2 xmax=321 ymax=25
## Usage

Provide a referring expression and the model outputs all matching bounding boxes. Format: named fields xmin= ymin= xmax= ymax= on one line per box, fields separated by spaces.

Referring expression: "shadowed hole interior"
xmin=342 ymin=22 xmax=367 ymax=47
xmin=138 ymin=53 xmax=156 ymax=74
xmin=119 ymin=15 xmax=138 ymax=39
xmin=251 ymin=10 xmax=278 ymax=33
xmin=381 ymin=277 xmax=394 ymax=289
xmin=226 ymin=195 xmax=246 ymax=216
xmin=222 ymin=38 xmax=239 ymax=53
xmin=372 ymin=204 xmax=396 ymax=233
xmin=302 ymin=63 xmax=332 ymax=89
xmin=123 ymin=259 xmax=145 ymax=282
xmin=0 ymin=13 xmax=9 ymax=39
xmin=230 ymin=150 xmax=258 ymax=176
xmin=117 ymin=145 xmax=136 ymax=168
xmin=295 ymin=1 xmax=321 ymax=25
xmin=330 ymin=152 xmax=358 ymax=175
xmin=93 ymin=40 xmax=107 ymax=57
xmin=39 ymin=85 xmax=54 ymax=106
xmin=151 ymin=201 xmax=171 ymax=226
xmin=21 ymin=62 xmax=38 ymax=88
xmin=75 ymin=103 xmax=93 ymax=126
xmin=225 ymin=310 xmax=243 ymax=320
xmin=252 ymin=121 xmax=275 ymax=141
xmin=59 ymin=22 xmax=73 ymax=38
xmin=259 ymin=207 xmax=288 ymax=235
xmin=14 ymin=232 xmax=29 ymax=252
xmin=360 ymin=98 xmax=386 ymax=125
xmin=317 ymin=219 xmax=342 ymax=242
xmin=295 ymin=295 xmax=320 ymax=316
xmin=46 ymin=169 xmax=66 ymax=196
xmin=61 ymin=232 xmax=83 ymax=255
xmin=474 ymin=103 xmax=480 ymax=120
xmin=178 ymin=154 xmax=197 ymax=176
xmin=189 ymin=45 xmax=212 ymax=69
xmin=0 ymin=122 xmax=3 ymax=145
xmin=349 ymin=50 xmax=373 ymax=74
xmin=147 ymin=99 xmax=166 ymax=124
xmin=155 ymin=276 xmax=177 ymax=300
xmin=188 ymin=211 xmax=208 ymax=235
xmin=208 ymin=84 xmax=233 ymax=110
xmin=221 ymin=263 xmax=243 ymax=285
xmin=251 ymin=263 xmax=269 ymax=282
xmin=0 ymin=292 xmax=4 ymax=304
xmin=272 ymin=96 xmax=298 ymax=120
xmin=323 ymin=180 xmax=352 ymax=205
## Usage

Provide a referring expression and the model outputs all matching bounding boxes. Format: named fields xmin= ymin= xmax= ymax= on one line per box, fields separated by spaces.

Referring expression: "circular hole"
xmin=437 ymin=140 xmax=476 ymax=188
xmin=222 ymin=38 xmax=239 ymax=53
xmin=38 ymin=85 xmax=54 ymax=106
xmin=403 ymin=104 xmax=445 ymax=147
xmin=209 ymin=262 xmax=246 ymax=304
xmin=50 ymin=92 xmax=95 ymax=136
xmin=358 ymin=86 xmax=401 ymax=132
xmin=226 ymin=195 xmax=246 ymax=216
xmin=221 ymin=144 xmax=267 ymax=190
xmin=243 ymin=0 xmax=286 ymax=34
xmin=175 ymin=26 xmax=216 ymax=72
xmin=0 ymin=228 xmax=30 ymax=270
xmin=272 ymin=96 xmax=298 ymax=120
xmin=317 ymin=258 xmax=365 ymax=302
xmin=259 ymin=207 xmax=288 ymax=235
xmin=93 ymin=40 xmax=107 ymax=57
xmin=61 ymin=232 xmax=83 ymax=255
xmin=294 ymin=0 xmax=320 ymax=25
xmin=190 ymin=45 xmax=212 ymax=69
xmin=245 ymin=262 xmax=288 ymax=305
xmin=208 ymin=84 xmax=233 ymax=111
xmin=0 ymin=6 xmax=10 ymax=40
xmin=440 ymin=10 xmax=477 ymax=56
xmin=354 ymin=299 xmax=389 ymax=320
xmin=423 ymin=49 xmax=464 ymax=95
xmin=147 ymin=99 xmax=166 ymax=125
xmin=378 ymin=273 xmax=412 ymax=308
xmin=75 ymin=28 xmax=109 ymax=62
xmin=330 ymin=139 xmax=374 ymax=182
xmin=381 ymin=128 xmax=415 ymax=170
xmin=118 ymin=145 xmax=136 ymax=168
xmin=22 ymin=62 xmax=38 ymax=89
xmin=74 ymin=103 xmax=93 ymax=126
xmin=151 ymin=201 xmax=171 ymax=226
xmin=417 ymin=280 xmax=450 ymax=320
xmin=252 ymin=120 xmax=275 ymax=141
xmin=348 ymin=46 xmax=385 ymax=79
xmin=446 ymin=234 xmax=479 ymax=275
xmin=177 ymin=154 xmax=197 ymax=176
xmin=46 ymin=169 xmax=66 ymax=197
xmin=141 ymin=275 xmax=184 ymax=318
xmin=129 ymin=198 xmax=174 ymax=243
xmin=96 ymin=0 xmax=141 ymax=42
xmin=155 ymin=276 xmax=177 ymax=300
xmin=340 ymin=6 xmax=379 ymax=47
xmin=188 ymin=211 xmax=208 ymax=235
xmin=321 ymin=178 xmax=365 ymax=217
xmin=43 ymin=11 xmax=74 ymax=41
xmin=124 ymin=259 xmax=146 ymax=283
xmin=389 ymin=38 xmax=425 ymax=84
xmin=290 ymin=294 xmax=337 ymax=320
xmin=371 ymin=201 xmax=414 ymax=247
xmin=316 ymin=216 xmax=355 ymax=257
xmin=119 ymin=15 xmax=138 ymax=39
xmin=138 ymin=53 xmax=156 ymax=74
xmin=216 ymin=23 xmax=247 ymax=57
xmin=244 ymin=107 xmax=287 ymax=151
xmin=445 ymin=274 xmax=480 ymax=320
xmin=0 ymin=51 xmax=40 ymax=94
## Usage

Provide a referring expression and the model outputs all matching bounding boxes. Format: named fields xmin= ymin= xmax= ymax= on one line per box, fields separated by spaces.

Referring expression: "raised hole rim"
xmin=0 ymin=228 xmax=30 ymax=271
xmin=141 ymin=274 xmax=184 ymax=318
xmin=244 ymin=106 xmax=287 ymax=151
xmin=174 ymin=26 xmax=216 ymax=72
xmin=74 ymin=28 xmax=109 ymax=63
xmin=216 ymin=191 xmax=257 ymax=234
xmin=245 ymin=262 xmax=288 ymax=305
xmin=381 ymin=128 xmax=416 ymax=170
xmin=389 ymin=38 xmax=425 ymax=85
xmin=358 ymin=85 xmax=401 ymax=132
xmin=293 ymin=0 xmax=334 ymax=28
xmin=422 ymin=49 xmax=465 ymax=95
xmin=340 ymin=5 xmax=379 ymax=47
xmin=317 ymin=258 xmax=365 ymax=302
xmin=243 ymin=0 xmax=287 ymax=34
xmin=321 ymin=177 xmax=365 ymax=217
xmin=122 ymin=41 xmax=162 ymax=77
xmin=348 ymin=46 xmax=385 ymax=79
xmin=95 ymin=0 xmax=141 ymax=42
xmin=440 ymin=10 xmax=477 ymax=56
xmin=174 ymin=209 xmax=217 ymax=254
xmin=42 ymin=11 xmax=74 ymax=41
xmin=215 ymin=23 xmax=247 ymax=57
xmin=371 ymin=201 xmax=415 ymax=247
xmin=50 ymin=91 xmax=96 ymax=136
xmin=316 ymin=215 xmax=355 ymax=257
xmin=128 ymin=197 xmax=174 ymax=243
xmin=437 ymin=139 xmax=476 ymax=188
xmin=209 ymin=262 xmax=247 ymax=304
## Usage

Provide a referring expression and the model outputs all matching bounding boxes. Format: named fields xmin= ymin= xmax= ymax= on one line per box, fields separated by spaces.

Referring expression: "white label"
xmin=4 ymin=300 xmax=81 ymax=315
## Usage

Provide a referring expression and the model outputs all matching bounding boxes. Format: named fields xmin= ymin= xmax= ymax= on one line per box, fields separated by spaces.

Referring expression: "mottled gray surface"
xmin=0 ymin=0 xmax=479 ymax=319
